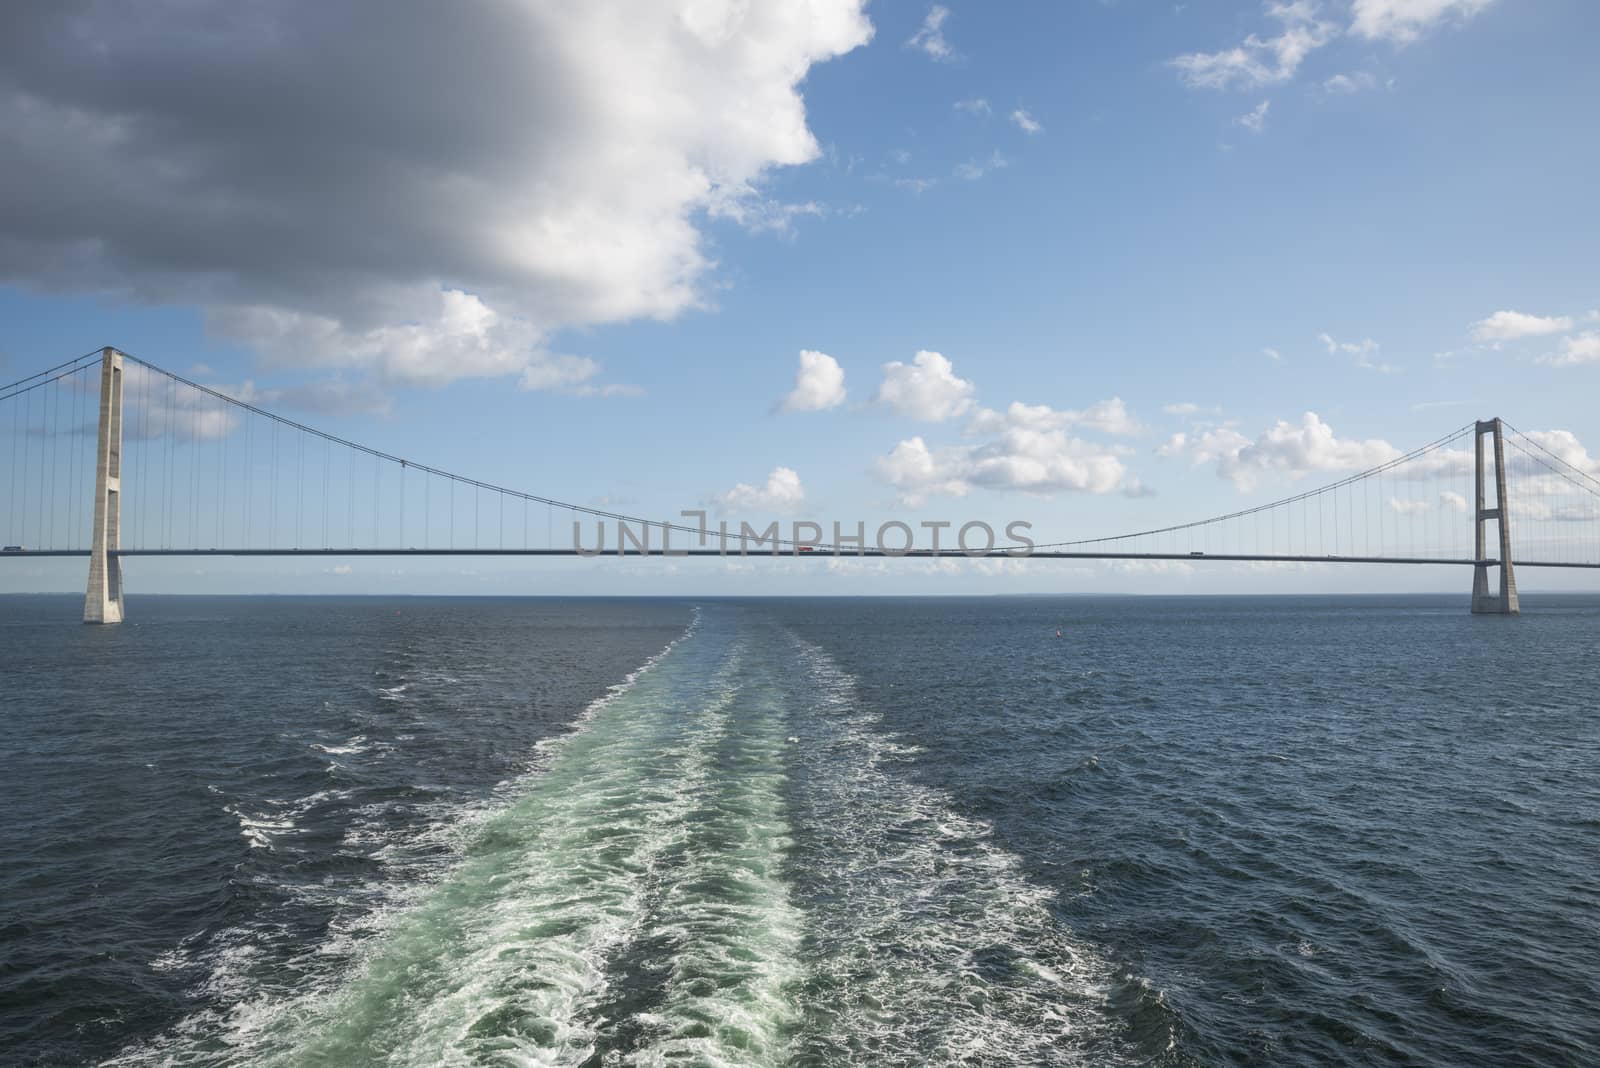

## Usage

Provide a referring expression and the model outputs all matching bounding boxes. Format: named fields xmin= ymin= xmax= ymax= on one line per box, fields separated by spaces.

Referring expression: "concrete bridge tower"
xmin=1471 ymin=417 xmax=1519 ymax=615
xmin=84 ymin=347 xmax=125 ymax=624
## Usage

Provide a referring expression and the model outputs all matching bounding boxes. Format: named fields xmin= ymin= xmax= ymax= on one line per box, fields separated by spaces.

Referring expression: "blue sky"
xmin=2 ymin=0 xmax=1598 ymax=596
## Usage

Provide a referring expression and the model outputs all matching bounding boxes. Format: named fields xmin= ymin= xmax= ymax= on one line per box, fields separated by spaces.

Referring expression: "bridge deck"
xmin=3 ymin=548 xmax=1594 ymax=567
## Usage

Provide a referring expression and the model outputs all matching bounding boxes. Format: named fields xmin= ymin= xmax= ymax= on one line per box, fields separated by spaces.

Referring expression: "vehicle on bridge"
xmin=2 ymin=545 xmax=23 ymax=553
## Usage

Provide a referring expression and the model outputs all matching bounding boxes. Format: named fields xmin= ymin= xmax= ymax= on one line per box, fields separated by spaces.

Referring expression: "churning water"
xmin=2 ymin=595 xmax=1597 ymax=1065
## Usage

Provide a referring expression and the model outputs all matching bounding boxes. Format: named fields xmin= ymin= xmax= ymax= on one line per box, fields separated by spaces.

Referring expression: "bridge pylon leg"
xmin=84 ymin=347 xmax=125 ymax=624
xmin=1470 ymin=417 xmax=1518 ymax=615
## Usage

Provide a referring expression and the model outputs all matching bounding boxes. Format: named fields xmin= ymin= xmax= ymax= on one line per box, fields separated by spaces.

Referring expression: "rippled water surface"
xmin=2 ymin=594 xmax=1598 ymax=1066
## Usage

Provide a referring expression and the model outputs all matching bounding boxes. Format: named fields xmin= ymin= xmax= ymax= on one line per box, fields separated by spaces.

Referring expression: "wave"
xmin=781 ymin=636 xmax=1125 ymax=1065
xmin=107 ymin=607 xmax=704 ymax=1068
xmin=110 ymin=606 xmax=1126 ymax=1066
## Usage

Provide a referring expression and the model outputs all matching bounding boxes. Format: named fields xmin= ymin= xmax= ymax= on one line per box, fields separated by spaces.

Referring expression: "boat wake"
xmin=110 ymin=606 xmax=1126 ymax=1066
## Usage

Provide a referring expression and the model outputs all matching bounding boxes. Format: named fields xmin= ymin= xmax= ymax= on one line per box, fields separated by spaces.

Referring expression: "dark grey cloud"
xmin=0 ymin=1 xmax=872 ymax=386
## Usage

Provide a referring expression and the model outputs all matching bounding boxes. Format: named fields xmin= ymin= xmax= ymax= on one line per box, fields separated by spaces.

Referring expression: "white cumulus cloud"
xmin=875 ymin=351 xmax=977 ymax=422
xmin=874 ymin=437 xmax=973 ymax=507
xmin=712 ymin=467 xmax=807 ymax=513
xmin=1472 ymin=310 xmax=1576 ymax=342
xmin=1536 ymin=330 xmax=1600 ymax=369
xmin=972 ymin=398 xmax=1144 ymax=438
xmin=1520 ymin=430 xmax=1600 ymax=471
xmin=1071 ymin=397 xmax=1145 ymax=436
xmin=875 ymin=402 xmax=1143 ymax=506
xmin=1540 ymin=332 xmax=1600 ymax=367
xmin=1350 ymin=0 xmax=1495 ymax=44
xmin=780 ymin=350 xmax=847 ymax=412
xmin=1165 ymin=412 xmax=1402 ymax=491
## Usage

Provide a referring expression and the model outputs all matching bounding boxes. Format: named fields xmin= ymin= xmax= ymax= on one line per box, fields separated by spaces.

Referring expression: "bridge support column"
xmin=1470 ymin=417 xmax=1518 ymax=615
xmin=84 ymin=347 xmax=125 ymax=624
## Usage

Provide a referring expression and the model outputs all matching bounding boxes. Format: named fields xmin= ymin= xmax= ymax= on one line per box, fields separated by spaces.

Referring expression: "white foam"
xmin=309 ymin=736 xmax=369 ymax=756
xmin=222 ymin=804 xmax=300 ymax=851
xmin=620 ymin=664 xmax=806 ymax=1065
xmin=781 ymin=635 xmax=1126 ymax=1064
xmin=110 ymin=609 xmax=706 ymax=1068
xmin=245 ymin=623 xmax=739 ymax=1064
xmin=110 ymin=607 xmax=1128 ymax=1067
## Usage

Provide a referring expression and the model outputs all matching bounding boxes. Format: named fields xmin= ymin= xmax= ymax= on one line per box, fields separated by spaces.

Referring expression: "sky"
xmin=2 ymin=0 xmax=1599 ymax=597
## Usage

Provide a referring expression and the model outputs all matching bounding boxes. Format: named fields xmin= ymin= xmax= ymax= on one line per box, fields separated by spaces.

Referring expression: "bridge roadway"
xmin=3 ymin=548 xmax=1596 ymax=568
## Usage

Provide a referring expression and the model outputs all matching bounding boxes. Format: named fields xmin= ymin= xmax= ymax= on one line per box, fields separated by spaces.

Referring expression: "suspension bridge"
xmin=5 ymin=348 xmax=1600 ymax=622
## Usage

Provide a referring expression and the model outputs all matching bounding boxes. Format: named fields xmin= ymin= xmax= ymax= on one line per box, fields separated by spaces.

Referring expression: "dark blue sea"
xmin=1 ymin=594 xmax=1597 ymax=1066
